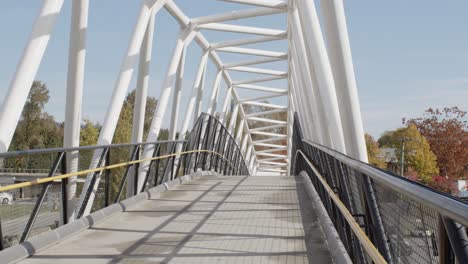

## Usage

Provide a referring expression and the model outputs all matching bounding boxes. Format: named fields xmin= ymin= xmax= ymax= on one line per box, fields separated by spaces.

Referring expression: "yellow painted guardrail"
xmin=0 ymin=150 xmax=230 ymax=193
xmin=295 ymin=150 xmax=387 ymax=264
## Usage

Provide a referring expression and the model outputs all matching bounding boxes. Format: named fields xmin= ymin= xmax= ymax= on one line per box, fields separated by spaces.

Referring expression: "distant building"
xmin=457 ymin=180 xmax=468 ymax=198
xmin=378 ymin=148 xmax=398 ymax=163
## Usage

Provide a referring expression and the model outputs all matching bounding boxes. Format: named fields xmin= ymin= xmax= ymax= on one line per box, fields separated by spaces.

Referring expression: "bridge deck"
xmin=19 ymin=176 xmax=331 ymax=264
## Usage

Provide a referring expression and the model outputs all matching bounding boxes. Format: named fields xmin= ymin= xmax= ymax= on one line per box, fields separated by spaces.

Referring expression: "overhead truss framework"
xmin=0 ymin=0 xmax=368 ymax=216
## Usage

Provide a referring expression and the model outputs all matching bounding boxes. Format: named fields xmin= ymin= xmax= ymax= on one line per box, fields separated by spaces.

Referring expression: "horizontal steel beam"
xmin=240 ymin=92 xmax=287 ymax=103
xmin=251 ymin=131 xmax=286 ymax=138
xmin=234 ymin=84 xmax=287 ymax=93
xmin=228 ymin=66 xmax=287 ymax=76
xmin=198 ymin=23 xmax=286 ymax=37
xmin=192 ymin=7 xmax=286 ymax=25
xmin=245 ymin=108 xmax=287 ymax=118
xmin=253 ymin=137 xmax=286 ymax=144
xmin=247 ymin=117 xmax=288 ymax=125
xmin=233 ymin=75 xmax=287 ymax=85
xmin=212 ymin=36 xmax=285 ymax=50
xmin=217 ymin=47 xmax=287 ymax=58
xmin=256 ymin=152 xmax=287 ymax=158
xmin=254 ymin=143 xmax=287 ymax=148
xmin=219 ymin=0 xmax=288 ymax=9
xmin=250 ymin=124 xmax=287 ymax=132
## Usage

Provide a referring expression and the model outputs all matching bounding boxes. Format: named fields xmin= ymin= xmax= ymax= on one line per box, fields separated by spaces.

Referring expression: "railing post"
xmin=104 ymin=150 xmax=111 ymax=207
xmin=21 ymin=152 xmax=65 ymax=242
xmin=60 ymin=154 xmax=68 ymax=225
xmin=441 ymin=217 xmax=468 ymax=263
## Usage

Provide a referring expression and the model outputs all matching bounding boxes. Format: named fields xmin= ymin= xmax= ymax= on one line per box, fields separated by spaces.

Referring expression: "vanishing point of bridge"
xmin=0 ymin=0 xmax=467 ymax=263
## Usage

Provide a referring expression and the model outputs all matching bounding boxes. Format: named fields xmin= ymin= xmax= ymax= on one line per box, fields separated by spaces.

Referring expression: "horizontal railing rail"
xmin=294 ymin=150 xmax=387 ymax=264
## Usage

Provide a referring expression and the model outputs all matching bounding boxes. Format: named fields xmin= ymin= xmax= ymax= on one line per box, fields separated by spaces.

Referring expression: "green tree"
xmin=365 ymin=133 xmax=386 ymax=168
xmin=8 ymin=81 xmax=63 ymax=169
xmin=380 ymin=125 xmax=439 ymax=183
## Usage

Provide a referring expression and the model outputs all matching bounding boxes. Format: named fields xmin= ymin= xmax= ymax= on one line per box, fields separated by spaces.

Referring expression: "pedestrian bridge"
xmin=0 ymin=0 xmax=467 ymax=263
xmin=13 ymin=175 xmax=332 ymax=264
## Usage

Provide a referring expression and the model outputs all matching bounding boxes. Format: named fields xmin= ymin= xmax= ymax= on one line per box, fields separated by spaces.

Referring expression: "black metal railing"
xmin=0 ymin=113 xmax=249 ymax=250
xmin=291 ymin=113 xmax=468 ymax=264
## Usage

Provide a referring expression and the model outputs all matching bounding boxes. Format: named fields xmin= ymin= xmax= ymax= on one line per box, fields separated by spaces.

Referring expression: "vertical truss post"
xmin=320 ymin=0 xmax=368 ymax=162
xmin=206 ymin=70 xmax=223 ymax=115
xmin=63 ymin=0 xmax=88 ymax=223
xmin=128 ymin=9 xmax=156 ymax=197
xmin=139 ymin=26 xmax=196 ymax=186
xmin=295 ymin=0 xmax=346 ymax=153
xmin=170 ymin=45 xmax=188 ymax=140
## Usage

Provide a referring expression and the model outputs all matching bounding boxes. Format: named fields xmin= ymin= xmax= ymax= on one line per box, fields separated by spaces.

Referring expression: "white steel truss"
xmin=0 ymin=0 xmax=369 ymax=216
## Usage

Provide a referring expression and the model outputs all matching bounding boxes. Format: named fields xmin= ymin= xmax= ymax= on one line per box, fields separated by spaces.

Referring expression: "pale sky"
xmin=0 ymin=0 xmax=467 ymax=138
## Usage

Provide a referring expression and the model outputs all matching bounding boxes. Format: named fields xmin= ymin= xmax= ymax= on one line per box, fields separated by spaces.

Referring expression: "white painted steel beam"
xmin=247 ymin=117 xmax=287 ymax=125
xmin=251 ymin=131 xmax=286 ymax=138
xmin=253 ymin=137 xmax=286 ymax=144
xmin=228 ymin=66 xmax=287 ymax=76
xmin=233 ymin=75 xmax=286 ymax=85
xmin=169 ymin=45 xmax=187 ymax=140
xmin=228 ymin=104 xmax=240 ymax=134
xmin=256 ymin=149 xmax=285 ymax=154
xmin=198 ymin=23 xmax=286 ymax=37
xmin=258 ymin=157 xmax=287 ymax=162
xmin=249 ymin=124 xmax=286 ymax=132
xmin=79 ymin=0 xmax=168 ymax=216
xmin=206 ymin=70 xmax=223 ymax=116
xmin=234 ymin=84 xmax=287 ymax=94
xmin=295 ymin=0 xmax=346 ymax=153
xmin=258 ymin=161 xmax=287 ymax=166
xmin=128 ymin=10 xmax=156 ymax=197
xmin=219 ymin=0 xmax=288 ymax=9
xmin=216 ymin=47 xmax=287 ymax=58
xmin=212 ymin=36 xmax=285 ymax=50
xmin=240 ymin=92 xmax=287 ymax=103
xmin=256 ymin=153 xmax=287 ymax=158
xmin=245 ymin=108 xmax=287 ymax=118
xmin=192 ymin=7 xmax=286 ymax=25
xmin=254 ymin=143 xmax=286 ymax=149
xmin=0 ymin=0 xmax=64 ymax=153
xmin=320 ymin=0 xmax=368 ymax=162
xmin=64 ymin=0 xmax=88 ymax=222
xmin=242 ymin=101 xmax=287 ymax=109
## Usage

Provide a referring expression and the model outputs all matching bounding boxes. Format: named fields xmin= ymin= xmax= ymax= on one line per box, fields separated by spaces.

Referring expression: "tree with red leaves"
xmin=404 ymin=107 xmax=468 ymax=180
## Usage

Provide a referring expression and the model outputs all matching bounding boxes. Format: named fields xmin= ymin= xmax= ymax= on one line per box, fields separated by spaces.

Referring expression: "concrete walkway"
xmin=18 ymin=176 xmax=331 ymax=264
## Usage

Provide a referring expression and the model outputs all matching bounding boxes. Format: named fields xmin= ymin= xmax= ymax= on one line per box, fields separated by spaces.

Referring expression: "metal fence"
xmin=0 ymin=113 xmax=248 ymax=250
xmin=291 ymin=113 xmax=468 ymax=264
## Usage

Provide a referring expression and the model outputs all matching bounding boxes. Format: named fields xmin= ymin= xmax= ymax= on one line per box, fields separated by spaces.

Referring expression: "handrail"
xmin=294 ymin=149 xmax=387 ymax=264
xmin=303 ymin=139 xmax=468 ymax=227
xmin=0 ymin=149 xmax=230 ymax=193
xmin=0 ymin=139 xmax=187 ymax=158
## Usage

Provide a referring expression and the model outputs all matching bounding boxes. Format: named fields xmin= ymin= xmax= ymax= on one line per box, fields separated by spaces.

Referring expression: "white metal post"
xmin=0 ymin=0 xmax=64 ymax=153
xmin=295 ymin=0 xmax=346 ymax=153
xmin=169 ymin=45 xmax=187 ymax=140
xmin=194 ymin=57 xmax=208 ymax=122
xmin=63 ymin=0 xmax=88 ymax=222
xmin=139 ymin=27 xmax=196 ymax=186
xmin=235 ymin=120 xmax=245 ymax=143
xmin=320 ymin=0 xmax=368 ymax=162
xmin=178 ymin=50 xmax=210 ymax=138
xmin=77 ymin=1 xmax=166 ymax=216
xmin=228 ymin=103 xmax=240 ymax=134
xmin=206 ymin=70 xmax=223 ymax=116
xmin=219 ymin=86 xmax=233 ymax=125
xmin=127 ymin=9 xmax=156 ymax=196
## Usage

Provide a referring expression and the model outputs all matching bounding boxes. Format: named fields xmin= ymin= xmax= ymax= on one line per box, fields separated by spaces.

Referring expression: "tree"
xmin=404 ymin=107 xmax=468 ymax=179
xmin=365 ymin=133 xmax=386 ymax=168
xmin=379 ymin=125 xmax=439 ymax=183
xmin=8 ymin=81 xmax=63 ymax=169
